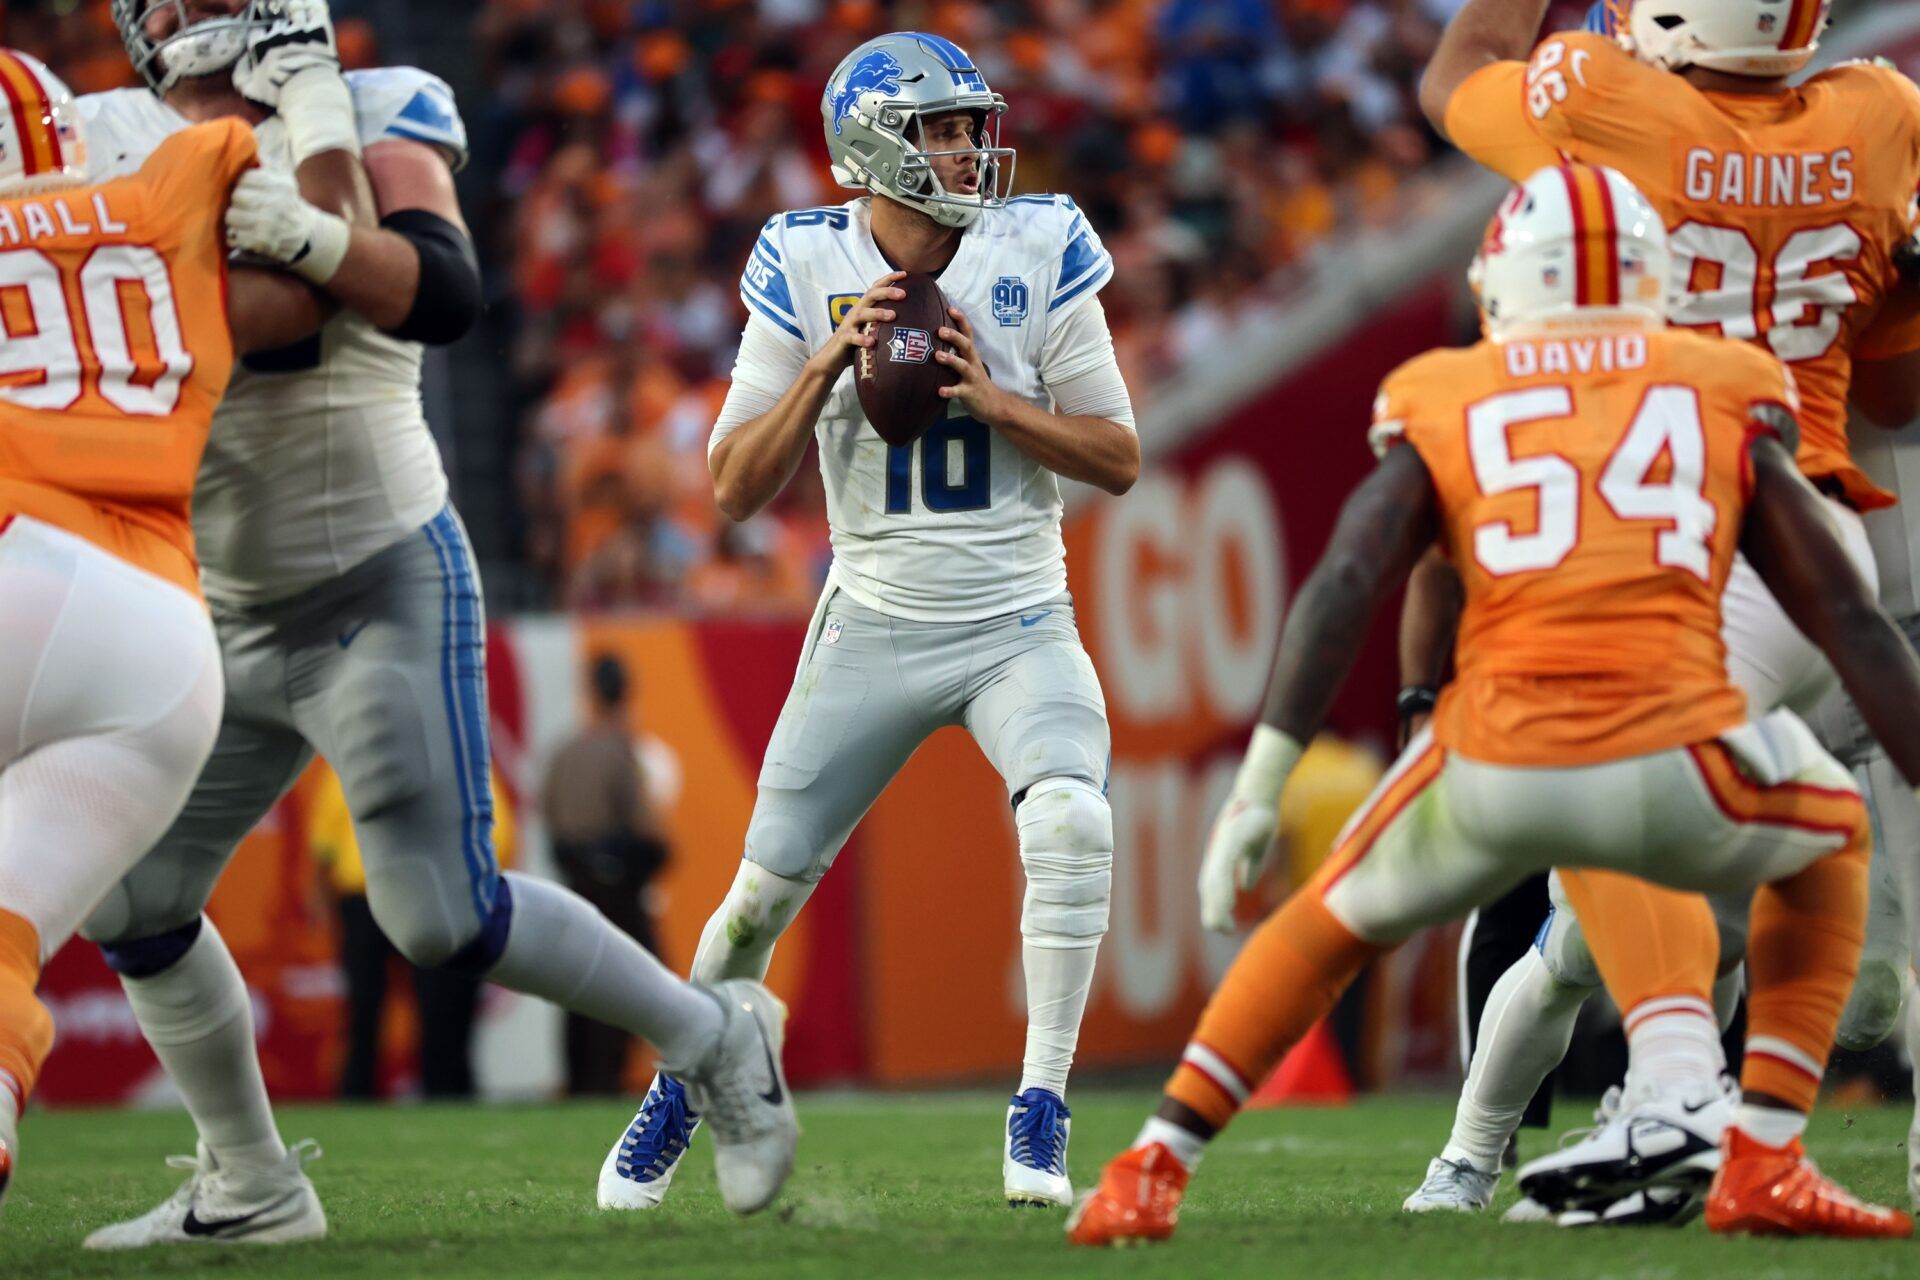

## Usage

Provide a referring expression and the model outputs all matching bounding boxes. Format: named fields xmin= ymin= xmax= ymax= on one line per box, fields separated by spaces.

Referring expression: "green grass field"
xmin=7 ymin=1093 xmax=1916 ymax=1279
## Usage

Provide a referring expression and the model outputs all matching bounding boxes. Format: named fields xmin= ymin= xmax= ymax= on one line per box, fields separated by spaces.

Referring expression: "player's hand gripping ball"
xmin=856 ymin=270 xmax=959 ymax=447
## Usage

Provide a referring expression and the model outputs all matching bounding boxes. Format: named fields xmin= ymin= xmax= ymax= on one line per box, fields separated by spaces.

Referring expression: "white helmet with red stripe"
xmin=1615 ymin=0 xmax=1831 ymax=78
xmin=0 ymin=50 xmax=88 ymax=199
xmin=1470 ymin=164 xmax=1670 ymax=340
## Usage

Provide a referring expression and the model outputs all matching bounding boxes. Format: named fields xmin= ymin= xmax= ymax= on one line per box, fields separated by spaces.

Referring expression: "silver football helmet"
xmin=112 ymin=0 xmax=269 ymax=94
xmin=821 ymin=32 xmax=1015 ymax=229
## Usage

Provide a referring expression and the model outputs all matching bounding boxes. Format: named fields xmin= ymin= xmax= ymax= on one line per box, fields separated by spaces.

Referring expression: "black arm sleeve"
xmin=380 ymin=208 xmax=482 ymax=347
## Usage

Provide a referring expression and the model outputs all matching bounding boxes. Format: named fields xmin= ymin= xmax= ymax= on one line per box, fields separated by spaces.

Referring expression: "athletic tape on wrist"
xmin=278 ymin=66 xmax=361 ymax=164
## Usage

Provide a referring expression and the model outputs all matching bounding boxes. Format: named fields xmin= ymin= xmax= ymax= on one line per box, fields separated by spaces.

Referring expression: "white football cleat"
xmin=597 ymin=1072 xmax=700 ymax=1211
xmin=83 ymin=1140 xmax=325 ymax=1249
xmin=1518 ymin=1086 xmax=1730 ymax=1213
xmin=1502 ymin=1196 xmax=1554 ymax=1223
xmin=1004 ymin=1088 xmax=1072 ymax=1207
xmin=676 ymin=980 xmax=798 ymax=1216
xmin=1555 ymin=1184 xmax=1701 ymax=1228
xmin=1403 ymin=1156 xmax=1499 ymax=1213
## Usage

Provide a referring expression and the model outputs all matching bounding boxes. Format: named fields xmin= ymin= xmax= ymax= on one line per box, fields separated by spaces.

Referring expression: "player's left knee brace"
xmin=1016 ymin=778 xmax=1113 ymax=946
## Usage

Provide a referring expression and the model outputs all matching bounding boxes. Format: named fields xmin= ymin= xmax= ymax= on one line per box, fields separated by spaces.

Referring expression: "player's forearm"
xmin=1421 ymin=0 xmax=1551 ymax=131
xmin=1823 ymin=609 xmax=1920 ymax=787
xmin=1399 ymin=547 xmax=1462 ymax=687
xmin=314 ymin=226 xmax=422 ymax=331
xmin=984 ymin=398 xmax=1140 ymax=495
xmin=711 ymin=364 xmax=838 ymax=521
xmin=295 ymin=148 xmax=379 ymax=227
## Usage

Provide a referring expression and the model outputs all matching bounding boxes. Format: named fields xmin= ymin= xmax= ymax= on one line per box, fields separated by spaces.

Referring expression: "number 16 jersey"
xmin=0 ymin=119 xmax=256 ymax=597
xmin=721 ymin=195 xmax=1117 ymax=623
xmin=1446 ymin=33 xmax=1920 ymax=509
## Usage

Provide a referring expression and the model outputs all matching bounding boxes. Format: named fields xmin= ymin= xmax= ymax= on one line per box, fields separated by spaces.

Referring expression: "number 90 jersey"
xmin=1446 ymin=33 xmax=1920 ymax=510
xmin=0 ymin=119 xmax=256 ymax=598
xmin=1371 ymin=326 xmax=1796 ymax=768
xmin=733 ymin=195 xmax=1114 ymax=622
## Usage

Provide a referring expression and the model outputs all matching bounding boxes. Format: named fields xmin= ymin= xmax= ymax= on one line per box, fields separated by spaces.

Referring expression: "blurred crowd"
xmin=6 ymin=0 xmax=1595 ymax=613
xmin=481 ymin=0 xmax=1593 ymax=612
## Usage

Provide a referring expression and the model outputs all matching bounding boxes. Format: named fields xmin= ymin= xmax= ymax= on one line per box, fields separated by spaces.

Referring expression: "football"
xmin=855 ymin=271 xmax=959 ymax=447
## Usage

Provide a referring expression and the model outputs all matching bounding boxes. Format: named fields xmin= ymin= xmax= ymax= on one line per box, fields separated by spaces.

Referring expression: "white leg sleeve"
xmin=1443 ymin=949 xmax=1589 ymax=1168
xmin=1015 ymin=778 xmax=1113 ymax=1097
xmin=688 ymin=861 xmax=817 ymax=986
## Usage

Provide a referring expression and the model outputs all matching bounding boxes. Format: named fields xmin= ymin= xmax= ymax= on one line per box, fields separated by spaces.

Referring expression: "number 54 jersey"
xmin=730 ymin=195 xmax=1115 ymax=623
xmin=1371 ymin=326 xmax=1796 ymax=768
xmin=0 ymin=119 xmax=257 ymax=598
xmin=1446 ymin=32 xmax=1920 ymax=509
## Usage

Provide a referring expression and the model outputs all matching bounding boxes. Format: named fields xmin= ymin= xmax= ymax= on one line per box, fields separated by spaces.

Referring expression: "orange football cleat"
xmin=1064 ymin=1143 xmax=1190 ymax=1247
xmin=1705 ymin=1128 xmax=1913 ymax=1239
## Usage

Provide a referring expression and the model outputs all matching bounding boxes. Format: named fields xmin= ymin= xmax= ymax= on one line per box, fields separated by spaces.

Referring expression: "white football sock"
xmin=1735 ymin=1101 xmax=1807 ymax=1148
xmin=1019 ymin=941 xmax=1098 ymax=1098
xmin=1621 ymin=996 xmax=1723 ymax=1106
xmin=1443 ymin=948 xmax=1587 ymax=1170
xmin=117 ymin=918 xmax=287 ymax=1178
xmin=687 ymin=862 xmax=816 ymax=985
xmin=1135 ymin=1115 xmax=1206 ymax=1170
xmin=488 ymin=873 xmax=722 ymax=1068
xmin=1712 ymin=965 xmax=1744 ymax=1033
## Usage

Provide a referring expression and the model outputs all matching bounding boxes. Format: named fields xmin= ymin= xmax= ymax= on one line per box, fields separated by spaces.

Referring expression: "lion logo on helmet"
xmin=830 ymin=48 xmax=905 ymax=137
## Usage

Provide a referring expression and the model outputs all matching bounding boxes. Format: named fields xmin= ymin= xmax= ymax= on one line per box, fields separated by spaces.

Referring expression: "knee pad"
xmin=366 ymin=859 xmax=489 ymax=969
xmin=1017 ymin=778 xmax=1113 ymax=946
xmin=95 ymin=917 xmax=204 ymax=979
xmin=328 ymin=665 xmax=434 ymax=819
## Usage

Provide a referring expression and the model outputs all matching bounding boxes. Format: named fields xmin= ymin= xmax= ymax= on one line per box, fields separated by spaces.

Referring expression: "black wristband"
xmin=1396 ymin=684 xmax=1439 ymax=722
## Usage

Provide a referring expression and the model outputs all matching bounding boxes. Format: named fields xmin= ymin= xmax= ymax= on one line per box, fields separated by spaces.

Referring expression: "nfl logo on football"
xmin=888 ymin=326 xmax=933 ymax=364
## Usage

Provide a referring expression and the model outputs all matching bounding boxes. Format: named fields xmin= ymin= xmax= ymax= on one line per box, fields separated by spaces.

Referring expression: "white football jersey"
xmin=727 ymin=195 xmax=1116 ymax=622
xmin=79 ymin=68 xmax=465 ymax=607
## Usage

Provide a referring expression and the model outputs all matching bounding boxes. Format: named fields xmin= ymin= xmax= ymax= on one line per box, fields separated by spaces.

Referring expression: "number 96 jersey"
xmin=1446 ymin=32 xmax=1920 ymax=510
xmin=728 ymin=195 xmax=1115 ymax=622
xmin=1371 ymin=326 xmax=1796 ymax=768
xmin=0 ymin=119 xmax=256 ymax=598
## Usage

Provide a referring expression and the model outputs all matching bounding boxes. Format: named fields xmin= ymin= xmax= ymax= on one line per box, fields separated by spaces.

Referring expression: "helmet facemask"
xmin=823 ymin=34 xmax=1019 ymax=229
xmin=112 ymin=0 xmax=265 ymax=95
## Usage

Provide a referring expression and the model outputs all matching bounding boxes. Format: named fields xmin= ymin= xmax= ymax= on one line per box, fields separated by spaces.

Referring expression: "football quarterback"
xmin=596 ymin=31 xmax=1139 ymax=1214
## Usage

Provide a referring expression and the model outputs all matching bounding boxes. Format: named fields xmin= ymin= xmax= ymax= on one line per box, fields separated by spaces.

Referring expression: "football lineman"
xmin=76 ymin=0 xmax=797 ymax=1246
xmin=596 ymin=31 xmax=1137 ymax=1213
xmin=1071 ymin=162 xmax=1916 ymax=1248
xmin=1328 ymin=0 xmax=1920 ymax=1223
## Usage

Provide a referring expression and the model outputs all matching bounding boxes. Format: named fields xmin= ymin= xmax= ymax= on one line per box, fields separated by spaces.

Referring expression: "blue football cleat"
xmin=1004 ymin=1087 xmax=1072 ymax=1207
xmin=598 ymin=1072 xmax=702 ymax=1210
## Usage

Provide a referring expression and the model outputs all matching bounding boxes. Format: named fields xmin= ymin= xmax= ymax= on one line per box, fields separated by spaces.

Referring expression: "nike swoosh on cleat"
xmin=337 ymin=620 xmax=371 ymax=649
xmin=1019 ymin=612 xmax=1052 ymax=628
xmin=750 ymin=1017 xmax=785 ymax=1106
xmin=181 ymin=1190 xmax=300 ymax=1238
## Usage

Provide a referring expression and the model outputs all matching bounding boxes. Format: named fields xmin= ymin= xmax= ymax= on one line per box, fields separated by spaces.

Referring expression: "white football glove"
xmin=225 ymin=167 xmax=351 ymax=284
xmin=231 ymin=0 xmax=340 ymax=107
xmin=1198 ymin=726 xmax=1304 ymax=934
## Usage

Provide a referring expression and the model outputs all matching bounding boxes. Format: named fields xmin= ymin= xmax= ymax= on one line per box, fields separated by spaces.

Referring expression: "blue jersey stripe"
xmin=755 ymin=231 xmax=782 ymax=265
xmin=381 ymin=120 xmax=462 ymax=149
xmin=1049 ymin=256 xmax=1112 ymax=312
xmin=422 ymin=508 xmax=497 ymax=924
xmin=742 ymin=289 xmax=805 ymax=340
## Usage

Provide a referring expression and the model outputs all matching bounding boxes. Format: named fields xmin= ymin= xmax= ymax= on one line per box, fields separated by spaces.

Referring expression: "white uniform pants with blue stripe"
xmin=84 ymin=506 xmax=500 ymax=968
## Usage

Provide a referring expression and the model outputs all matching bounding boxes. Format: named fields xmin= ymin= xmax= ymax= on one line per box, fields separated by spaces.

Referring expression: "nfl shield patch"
xmin=823 ymin=619 xmax=844 ymax=646
xmin=888 ymin=327 xmax=933 ymax=364
xmin=993 ymin=276 xmax=1031 ymax=326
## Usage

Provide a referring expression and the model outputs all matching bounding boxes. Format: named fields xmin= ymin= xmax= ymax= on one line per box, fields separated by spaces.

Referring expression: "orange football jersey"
xmin=1374 ymin=326 xmax=1795 ymax=766
xmin=0 ymin=118 xmax=257 ymax=596
xmin=1446 ymin=33 xmax=1920 ymax=509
